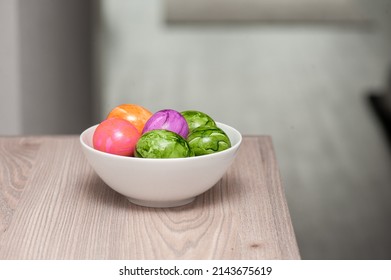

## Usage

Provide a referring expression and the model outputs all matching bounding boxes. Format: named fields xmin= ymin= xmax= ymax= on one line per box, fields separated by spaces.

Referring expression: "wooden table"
xmin=0 ymin=135 xmax=300 ymax=259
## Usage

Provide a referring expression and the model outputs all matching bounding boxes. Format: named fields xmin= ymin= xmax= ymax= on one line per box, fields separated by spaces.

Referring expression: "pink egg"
xmin=93 ymin=118 xmax=140 ymax=156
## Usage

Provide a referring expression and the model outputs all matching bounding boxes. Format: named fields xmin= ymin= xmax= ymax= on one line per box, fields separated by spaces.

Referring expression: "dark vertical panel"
xmin=19 ymin=0 xmax=93 ymax=134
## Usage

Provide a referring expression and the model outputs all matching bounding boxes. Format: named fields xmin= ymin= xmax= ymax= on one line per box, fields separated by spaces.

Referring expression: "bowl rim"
xmin=80 ymin=121 xmax=242 ymax=162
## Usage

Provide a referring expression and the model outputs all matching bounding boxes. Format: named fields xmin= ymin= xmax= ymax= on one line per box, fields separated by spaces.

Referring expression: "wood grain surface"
xmin=0 ymin=136 xmax=300 ymax=259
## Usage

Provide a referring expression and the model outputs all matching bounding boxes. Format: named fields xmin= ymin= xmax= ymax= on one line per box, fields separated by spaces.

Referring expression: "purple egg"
xmin=142 ymin=109 xmax=189 ymax=138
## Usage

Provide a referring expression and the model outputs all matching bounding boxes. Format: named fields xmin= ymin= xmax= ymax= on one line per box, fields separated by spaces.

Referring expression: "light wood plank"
xmin=0 ymin=136 xmax=299 ymax=259
xmin=0 ymin=137 xmax=42 ymax=237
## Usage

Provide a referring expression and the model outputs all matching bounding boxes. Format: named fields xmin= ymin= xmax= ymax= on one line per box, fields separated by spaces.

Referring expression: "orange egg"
xmin=106 ymin=104 xmax=152 ymax=134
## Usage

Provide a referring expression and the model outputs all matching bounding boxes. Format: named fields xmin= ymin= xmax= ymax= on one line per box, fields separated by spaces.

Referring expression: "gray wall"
xmin=0 ymin=0 xmax=94 ymax=135
xmin=0 ymin=0 xmax=22 ymax=134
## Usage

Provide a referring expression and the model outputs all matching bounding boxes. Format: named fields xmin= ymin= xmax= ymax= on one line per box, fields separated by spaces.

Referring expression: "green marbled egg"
xmin=181 ymin=110 xmax=216 ymax=132
xmin=187 ymin=127 xmax=231 ymax=156
xmin=135 ymin=129 xmax=194 ymax=158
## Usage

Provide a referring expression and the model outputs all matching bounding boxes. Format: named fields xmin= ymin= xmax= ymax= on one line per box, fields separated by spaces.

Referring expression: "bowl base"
xmin=127 ymin=197 xmax=196 ymax=208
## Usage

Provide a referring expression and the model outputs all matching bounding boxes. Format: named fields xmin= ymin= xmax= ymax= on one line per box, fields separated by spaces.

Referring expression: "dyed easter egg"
xmin=93 ymin=118 xmax=140 ymax=156
xmin=142 ymin=109 xmax=189 ymax=139
xmin=106 ymin=104 xmax=152 ymax=134
xmin=187 ymin=127 xmax=231 ymax=156
xmin=181 ymin=110 xmax=216 ymax=132
xmin=135 ymin=130 xmax=194 ymax=159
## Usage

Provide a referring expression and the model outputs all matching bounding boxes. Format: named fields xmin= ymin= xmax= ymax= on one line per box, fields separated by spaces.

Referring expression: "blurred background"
xmin=1 ymin=0 xmax=391 ymax=259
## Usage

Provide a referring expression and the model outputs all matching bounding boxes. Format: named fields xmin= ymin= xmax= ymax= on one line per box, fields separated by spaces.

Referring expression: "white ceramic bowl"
xmin=80 ymin=122 xmax=242 ymax=208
